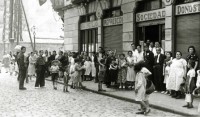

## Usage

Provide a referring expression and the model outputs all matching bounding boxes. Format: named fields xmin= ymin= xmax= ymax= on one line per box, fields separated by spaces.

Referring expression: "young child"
xmin=84 ymin=56 xmax=92 ymax=81
xmin=50 ymin=60 xmax=60 ymax=90
xmin=63 ymin=65 xmax=70 ymax=92
xmin=98 ymin=57 xmax=106 ymax=92
xmin=163 ymin=52 xmax=173 ymax=94
xmin=195 ymin=70 xmax=200 ymax=95
xmin=117 ymin=54 xmax=127 ymax=89
xmin=10 ymin=62 xmax=15 ymax=76
xmin=72 ymin=58 xmax=85 ymax=89
xmin=134 ymin=61 xmax=150 ymax=115
xmin=109 ymin=59 xmax=118 ymax=86
xmin=183 ymin=62 xmax=196 ymax=108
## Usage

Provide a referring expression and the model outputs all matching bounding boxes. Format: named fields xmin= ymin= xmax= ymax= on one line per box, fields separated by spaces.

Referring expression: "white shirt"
xmin=157 ymin=54 xmax=160 ymax=63
xmin=137 ymin=51 xmax=144 ymax=63
xmin=132 ymin=49 xmax=138 ymax=63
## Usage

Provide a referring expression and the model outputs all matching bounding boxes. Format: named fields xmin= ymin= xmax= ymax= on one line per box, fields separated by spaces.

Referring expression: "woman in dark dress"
xmin=105 ymin=51 xmax=116 ymax=88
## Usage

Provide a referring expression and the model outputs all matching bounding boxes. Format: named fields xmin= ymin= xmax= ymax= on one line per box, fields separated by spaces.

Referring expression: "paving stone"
xmin=0 ymin=69 xmax=183 ymax=117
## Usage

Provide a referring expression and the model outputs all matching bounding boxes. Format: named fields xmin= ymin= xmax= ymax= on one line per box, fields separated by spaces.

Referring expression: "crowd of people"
xmin=0 ymin=41 xmax=200 ymax=115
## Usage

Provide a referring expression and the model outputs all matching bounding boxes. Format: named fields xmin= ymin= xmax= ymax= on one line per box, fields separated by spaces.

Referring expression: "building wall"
xmin=64 ymin=0 xmax=137 ymax=53
xmin=64 ymin=7 xmax=80 ymax=52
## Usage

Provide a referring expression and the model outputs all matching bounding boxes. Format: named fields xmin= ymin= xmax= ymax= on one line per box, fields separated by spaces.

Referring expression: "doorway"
xmin=137 ymin=24 xmax=165 ymax=44
xmin=145 ymin=25 xmax=159 ymax=43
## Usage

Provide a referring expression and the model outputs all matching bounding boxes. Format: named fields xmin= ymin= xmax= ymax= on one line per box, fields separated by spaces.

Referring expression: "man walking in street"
xmin=35 ymin=50 xmax=46 ymax=88
xmin=18 ymin=46 xmax=27 ymax=90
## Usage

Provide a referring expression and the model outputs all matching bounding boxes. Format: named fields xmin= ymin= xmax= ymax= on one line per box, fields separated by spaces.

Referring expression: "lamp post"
xmin=31 ymin=26 xmax=36 ymax=51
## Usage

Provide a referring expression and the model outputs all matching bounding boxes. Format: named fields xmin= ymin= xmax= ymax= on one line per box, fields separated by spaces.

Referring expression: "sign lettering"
xmin=136 ymin=9 xmax=166 ymax=22
xmin=103 ymin=16 xmax=123 ymax=26
xmin=176 ymin=2 xmax=200 ymax=15
xmin=80 ymin=20 xmax=100 ymax=30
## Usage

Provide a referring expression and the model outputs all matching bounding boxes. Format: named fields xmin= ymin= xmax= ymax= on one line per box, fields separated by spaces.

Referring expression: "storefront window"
xmin=80 ymin=29 xmax=98 ymax=55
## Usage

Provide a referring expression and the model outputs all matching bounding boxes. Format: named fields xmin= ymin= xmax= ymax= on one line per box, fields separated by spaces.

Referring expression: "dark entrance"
xmin=137 ymin=24 xmax=165 ymax=44
xmin=145 ymin=25 xmax=159 ymax=43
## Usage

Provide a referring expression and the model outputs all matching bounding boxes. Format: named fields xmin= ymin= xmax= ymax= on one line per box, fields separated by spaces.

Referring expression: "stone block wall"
xmin=64 ymin=7 xmax=80 ymax=52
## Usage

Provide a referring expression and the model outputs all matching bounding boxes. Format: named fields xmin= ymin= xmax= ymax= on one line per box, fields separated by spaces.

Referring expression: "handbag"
xmin=146 ymin=80 xmax=155 ymax=95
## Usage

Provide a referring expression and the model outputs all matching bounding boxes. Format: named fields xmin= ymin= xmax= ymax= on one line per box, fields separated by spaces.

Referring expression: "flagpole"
xmin=20 ymin=0 xmax=34 ymax=51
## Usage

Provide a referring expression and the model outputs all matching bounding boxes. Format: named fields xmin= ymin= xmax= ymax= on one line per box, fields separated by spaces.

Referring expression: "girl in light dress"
xmin=163 ymin=52 xmax=173 ymax=94
xmin=182 ymin=61 xmax=196 ymax=108
xmin=126 ymin=51 xmax=136 ymax=89
xmin=117 ymin=54 xmax=127 ymax=89
xmin=134 ymin=61 xmax=150 ymax=115
xmin=84 ymin=56 xmax=92 ymax=81
xmin=9 ymin=62 xmax=15 ymax=76
xmin=71 ymin=58 xmax=85 ymax=89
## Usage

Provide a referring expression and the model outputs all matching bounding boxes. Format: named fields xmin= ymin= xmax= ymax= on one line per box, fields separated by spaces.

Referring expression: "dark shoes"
xmin=136 ymin=109 xmax=150 ymax=115
xmin=19 ymin=87 xmax=27 ymax=90
xmin=182 ymin=105 xmax=193 ymax=108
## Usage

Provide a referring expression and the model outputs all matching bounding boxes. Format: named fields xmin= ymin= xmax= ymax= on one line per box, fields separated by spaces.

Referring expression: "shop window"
xmin=104 ymin=7 xmax=122 ymax=18
xmin=80 ymin=29 xmax=98 ymax=55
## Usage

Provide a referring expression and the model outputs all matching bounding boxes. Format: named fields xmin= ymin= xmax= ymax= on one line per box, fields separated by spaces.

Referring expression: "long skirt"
xmin=117 ymin=68 xmax=127 ymax=83
xmin=126 ymin=67 xmax=135 ymax=82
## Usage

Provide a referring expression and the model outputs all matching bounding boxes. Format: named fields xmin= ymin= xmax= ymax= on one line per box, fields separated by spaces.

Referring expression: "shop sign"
xmin=80 ymin=20 xmax=100 ymax=30
xmin=103 ymin=16 xmax=123 ymax=26
xmin=136 ymin=9 xmax=166 ymax=22
xmin=176 ymin=1 xmax=200 ymax=15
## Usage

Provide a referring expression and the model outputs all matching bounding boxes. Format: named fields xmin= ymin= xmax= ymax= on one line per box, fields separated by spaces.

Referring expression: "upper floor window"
xmin=104 ymin=7 xmax=122 ymax=18
xmin=80 ymin=13 xmax=97 ymax=23
xmin=137 ymin=0 xmax=165 ymax=12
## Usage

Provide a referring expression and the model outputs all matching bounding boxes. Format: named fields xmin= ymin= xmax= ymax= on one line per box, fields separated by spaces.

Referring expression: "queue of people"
xmin=0 ymin=42 xmax=200 ymax=115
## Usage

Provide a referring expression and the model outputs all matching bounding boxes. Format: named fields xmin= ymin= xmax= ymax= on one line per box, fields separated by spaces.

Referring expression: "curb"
xmin=46 ymin=79 xmax=195 ymax=117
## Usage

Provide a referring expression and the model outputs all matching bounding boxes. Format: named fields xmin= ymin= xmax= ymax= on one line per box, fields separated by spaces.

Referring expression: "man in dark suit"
xmin=35 ymin=50 xmax=46 ymax=88
xmin=18 ymin=46 xmax=27 ymax=90
xmin=143 ymin=45 xmax=154 ymax=82
xmin=153 ymin=47 xmax=166 ymax=92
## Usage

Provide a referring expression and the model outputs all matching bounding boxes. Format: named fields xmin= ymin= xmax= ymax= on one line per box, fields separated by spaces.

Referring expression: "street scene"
xmin=0 ymin=68 xmax=182 ymax=117
xmin=0 ymin=0 xmax=200 ymax=117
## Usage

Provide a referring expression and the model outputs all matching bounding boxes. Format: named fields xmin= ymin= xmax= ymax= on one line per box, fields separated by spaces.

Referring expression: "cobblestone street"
xmin=0 ymin=71 xmax=182 ymax=117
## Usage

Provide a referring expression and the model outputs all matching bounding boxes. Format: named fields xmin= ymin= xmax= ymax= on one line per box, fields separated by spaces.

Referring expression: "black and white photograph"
xmin=0 ymin=0 xmax=200 ymax=116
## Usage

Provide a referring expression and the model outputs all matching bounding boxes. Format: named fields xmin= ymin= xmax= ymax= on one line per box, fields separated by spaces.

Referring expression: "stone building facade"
xmin=63 ymin=0 xmax=200 ymax=57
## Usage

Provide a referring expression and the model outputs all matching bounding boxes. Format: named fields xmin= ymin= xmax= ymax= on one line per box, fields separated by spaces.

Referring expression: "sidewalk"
xmin=46 ymin=78 xmax=200 ymax=116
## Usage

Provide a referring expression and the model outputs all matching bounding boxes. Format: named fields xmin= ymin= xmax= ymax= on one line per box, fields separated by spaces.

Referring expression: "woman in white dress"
xmin=167 ymin=51 xmax=187 ymax=99
xmin=28 ymin=52 xmax=36 ymax=81
xmin=126 ymin=51 xmax=136 ymax=89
